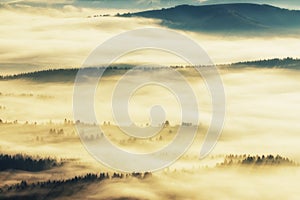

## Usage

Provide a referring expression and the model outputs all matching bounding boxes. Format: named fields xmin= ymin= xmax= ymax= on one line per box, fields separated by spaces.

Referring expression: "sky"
xmin=1 ymin=0 xmax=300 ymax=75
xmin=1 ymin=0 xmax=300 ymax=10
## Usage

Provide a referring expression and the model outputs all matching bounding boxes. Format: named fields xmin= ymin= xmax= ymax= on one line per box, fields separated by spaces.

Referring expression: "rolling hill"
xmin=121 ymin=3 xmax=300 ymax=33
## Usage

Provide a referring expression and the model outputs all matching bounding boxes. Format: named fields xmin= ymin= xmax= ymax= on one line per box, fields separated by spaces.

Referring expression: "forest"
xmin=0 ymin=154 xmax=62 ymax=172
xmin=0 ymin=170 xmax=152 ymax=200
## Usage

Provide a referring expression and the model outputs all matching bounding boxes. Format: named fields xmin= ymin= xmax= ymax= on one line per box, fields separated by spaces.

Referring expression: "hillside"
xmin=121 ymin=3 xmax=300 ymax=33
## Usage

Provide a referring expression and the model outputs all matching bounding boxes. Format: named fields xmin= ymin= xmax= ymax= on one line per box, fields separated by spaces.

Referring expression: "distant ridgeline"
xmin=0 ymin=65 xmax=187 ymax=82
xmin=0 ymin=58 xmax=299 ymax=82
xmin=0 ymin=68 xmax=79 ymax=83
xmin=120 ymin=3 xmax=300 ymax=34
xmin=0 ymin=65 xmax=158 ymax=82
xmin=230 ymin=57 xmax=300 ymax=69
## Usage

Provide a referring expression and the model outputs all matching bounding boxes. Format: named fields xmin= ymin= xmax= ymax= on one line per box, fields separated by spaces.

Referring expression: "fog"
xmin=71 ymin=166 xmax=300 ymax=200
xmin=1 ymin=1 xmax=300 ymax=199
xmin=1 ymin=5 xmax=300 ymax=75
xmin=1 ymin=67 xmax=300 ymax=157
xmin=0 ymin=67 xmax=300 ymax=199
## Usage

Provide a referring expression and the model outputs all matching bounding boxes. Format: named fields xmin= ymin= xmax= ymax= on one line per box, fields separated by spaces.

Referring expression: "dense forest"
xmin=0 ymin=172 xmax=152 ymax=200
xmin=0 ymin=154 xmax=62 ymax=172
xmin=0 ymin=153 xmax=298 ymax=199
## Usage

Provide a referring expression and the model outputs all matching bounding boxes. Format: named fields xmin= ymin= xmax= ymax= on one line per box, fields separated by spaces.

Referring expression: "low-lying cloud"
xmin=1 ymin=5 xmax=300 ymax=75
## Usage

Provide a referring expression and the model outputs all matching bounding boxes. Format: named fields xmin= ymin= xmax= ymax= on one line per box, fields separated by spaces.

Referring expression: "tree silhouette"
xmin=218 ymin=154 xmax=297 ymax=167
xmin=0 ymin=171 xmax=153 ymax=199
xmin=0 ymin=154 xmax=61 ymax=172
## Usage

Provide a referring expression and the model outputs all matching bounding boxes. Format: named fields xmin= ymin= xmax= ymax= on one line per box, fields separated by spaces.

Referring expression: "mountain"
xmin=121 ymin=3 xmax=300 ymax=33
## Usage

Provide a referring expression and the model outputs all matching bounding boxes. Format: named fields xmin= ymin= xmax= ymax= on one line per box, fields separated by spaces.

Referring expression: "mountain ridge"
xmin=120 ymin=3 xmax=300 ymax=33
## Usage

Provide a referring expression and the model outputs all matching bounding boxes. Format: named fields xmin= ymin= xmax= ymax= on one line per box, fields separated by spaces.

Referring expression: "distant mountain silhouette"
xmin=121 ymin=3 xmax=300 ymax=33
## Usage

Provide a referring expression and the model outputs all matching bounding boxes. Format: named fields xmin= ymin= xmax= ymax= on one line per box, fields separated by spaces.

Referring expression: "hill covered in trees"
xmin=0 ymin=68 xmax=79 ymax=83
xmin=120 ymin=3 xmax=300 ymax=34
xmin=0 ymin=58 xmax=299 ymax=82
xmin=0 ymin=172 xmax=152 ymax=200
xmin=231 ymin=57 xmax=300 ymax=69
xmin=0 ymin=65 xmax=133 ymax=83
xmin=0 ymin=153 xmax=298 ymax=199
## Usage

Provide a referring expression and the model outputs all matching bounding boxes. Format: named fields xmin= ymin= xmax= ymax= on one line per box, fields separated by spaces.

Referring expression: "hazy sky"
xmin=1 ymin=0 xmax=300 ymax=10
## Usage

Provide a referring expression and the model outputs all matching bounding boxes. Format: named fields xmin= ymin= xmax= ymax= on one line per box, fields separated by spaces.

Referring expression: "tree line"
xmin=217 ymin=154 xmax=297 ymax=167
xmin=0 ymin=172 xmax=152 ymax=199
xmin=0 ymin=154 xmax=62 ymax=172
xmin=231 ymin=57 xmax=300 ymax=68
